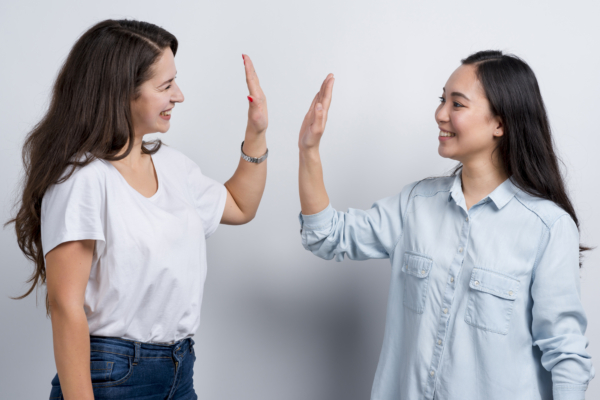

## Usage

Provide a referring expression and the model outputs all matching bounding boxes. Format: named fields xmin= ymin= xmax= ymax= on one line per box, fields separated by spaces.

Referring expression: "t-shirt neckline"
xmin=104 ymin=153 xmax=162 ymax=201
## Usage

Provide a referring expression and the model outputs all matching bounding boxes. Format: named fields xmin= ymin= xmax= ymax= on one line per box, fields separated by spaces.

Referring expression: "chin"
xmin=438 ymin=146 xmax=453 ymax=159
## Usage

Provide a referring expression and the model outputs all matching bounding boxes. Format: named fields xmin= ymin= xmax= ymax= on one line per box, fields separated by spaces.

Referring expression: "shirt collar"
xmin=487 ymin=177 xmax=519 ymax=209
xmin=448 ymin=173 xmax=467 ymax=211
xmin=448 ymin=171 xmax=519 ymax=210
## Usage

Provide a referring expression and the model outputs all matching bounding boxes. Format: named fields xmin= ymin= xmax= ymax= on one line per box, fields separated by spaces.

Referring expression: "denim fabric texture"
xmin=299 ymin=173 xmax=594 ymax=400
xmin=49 ymin=336 xmax=197 ymax=400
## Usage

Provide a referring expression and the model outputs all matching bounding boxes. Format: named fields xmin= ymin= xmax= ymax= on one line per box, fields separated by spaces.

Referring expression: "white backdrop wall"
xmin=1 ymin=0 xmax=599 ymax=398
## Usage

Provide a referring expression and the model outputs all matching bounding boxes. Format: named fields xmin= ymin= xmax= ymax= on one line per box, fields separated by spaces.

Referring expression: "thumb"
xmin=247 ymin=95 xmax=265 ymax=109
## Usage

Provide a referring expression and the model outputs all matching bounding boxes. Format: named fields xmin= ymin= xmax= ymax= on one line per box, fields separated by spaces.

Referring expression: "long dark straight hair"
xmin=7 ymin=19 xmax=178 ymax=310
xmin=457 ymin=50 xmax=590 ymax=264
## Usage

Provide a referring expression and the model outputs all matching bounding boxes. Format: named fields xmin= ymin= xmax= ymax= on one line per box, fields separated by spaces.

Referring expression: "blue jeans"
xmin=49 ymin=336 xmax=197 ymax=400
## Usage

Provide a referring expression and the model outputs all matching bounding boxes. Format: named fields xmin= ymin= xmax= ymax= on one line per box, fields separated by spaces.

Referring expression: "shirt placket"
xmin=424 ymin=202 xmax=485 ymax=400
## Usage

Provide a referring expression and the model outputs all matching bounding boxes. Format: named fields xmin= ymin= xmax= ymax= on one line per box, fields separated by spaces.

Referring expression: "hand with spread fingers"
xmin=299 ymin=73 xmax=335 ymax=151
xmin=243 ymin=54 xmax=268 ymax=135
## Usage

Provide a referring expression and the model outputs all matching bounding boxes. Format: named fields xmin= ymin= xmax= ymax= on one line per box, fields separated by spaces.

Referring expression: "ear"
xmin=493 ymin=118 xmax=504 ymax=137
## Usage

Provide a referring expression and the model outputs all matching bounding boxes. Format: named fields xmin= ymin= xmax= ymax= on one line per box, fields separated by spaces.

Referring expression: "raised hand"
xmin=220 ymin=55 xmax=268 ymax=225
xmin=298 ymin=73 xmax=334 ymax=215
xmin=298 ymin=73 xmax=335 ymax=151
xmin=243 ymin=54 xmax=268 ymax=135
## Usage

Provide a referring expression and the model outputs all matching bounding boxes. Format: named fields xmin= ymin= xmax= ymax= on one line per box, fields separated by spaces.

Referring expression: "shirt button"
xmin=430 ymin=370 xmax=435 ymax=376
xmin=437 ymin=339 xmax=442 ymax=345
xmin=459 ymin=247 xmax=463 ymax=253
xmin=443 ymin=308 xmax=448 ymax=314
xmin=474 ymin=281 xmax=479 ymax=286
xmin=421 ymin=270 xmax=426 ymax=275
xmin=466 ymin=217 xmax=469 ymax=222
xmin=450 ymin=277 xmax=454 ymax=283
xmin=508 ymin=290 xmax=513 ymax=296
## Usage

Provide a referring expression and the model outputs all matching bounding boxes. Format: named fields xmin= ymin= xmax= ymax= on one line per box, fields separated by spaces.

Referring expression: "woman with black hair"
xmin=10 ymin=19 xmax=268 ymax=399
xmin=298 ymin=51 xmax=594 ymax=399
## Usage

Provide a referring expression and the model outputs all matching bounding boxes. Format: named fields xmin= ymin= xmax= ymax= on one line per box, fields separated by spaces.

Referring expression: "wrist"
xmin=299 ymin=147 xmax=320 ymax=160
xmin=245 ymin=124 xmax=266 ymax=136
xmin=241 ymin=138 xmax=268 ymax=160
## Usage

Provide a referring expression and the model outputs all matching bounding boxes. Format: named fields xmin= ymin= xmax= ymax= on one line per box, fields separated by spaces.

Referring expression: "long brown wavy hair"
xmin=7 ymin=19 xmax=178 ymax=311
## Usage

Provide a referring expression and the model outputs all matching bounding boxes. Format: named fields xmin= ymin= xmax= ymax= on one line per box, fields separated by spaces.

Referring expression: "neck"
xmin=460 ymin=154 xmax=508 ymax=207
xmin=114 ymin=134 xmax=146 ymax=167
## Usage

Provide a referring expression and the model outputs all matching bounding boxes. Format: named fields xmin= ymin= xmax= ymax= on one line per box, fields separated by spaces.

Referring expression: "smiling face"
xmin=435 ymin=64 xmax=503 ymax=165
xmin=130 ymin=47 xmax=184 ymax=136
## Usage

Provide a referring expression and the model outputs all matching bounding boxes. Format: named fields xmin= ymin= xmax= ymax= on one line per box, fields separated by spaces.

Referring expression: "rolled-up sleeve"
xmin=298 ymin=191 xmax=407 ymax=262
xmin=531 ymin=214 xmax=595 ymax=400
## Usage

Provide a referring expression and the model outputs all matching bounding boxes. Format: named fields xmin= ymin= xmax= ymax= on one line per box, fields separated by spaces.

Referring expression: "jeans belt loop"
xmin=133 ymin=342 xmax=141 ymax=365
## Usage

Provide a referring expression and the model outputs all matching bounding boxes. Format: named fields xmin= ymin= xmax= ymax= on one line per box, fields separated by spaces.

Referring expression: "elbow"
xmin=239 ymin=211 xmax=256 ymax=225
xmin=229 ymin=211 xmax=256 ymax=225
xmin=48 ymin=294 xmax=85 ymax=319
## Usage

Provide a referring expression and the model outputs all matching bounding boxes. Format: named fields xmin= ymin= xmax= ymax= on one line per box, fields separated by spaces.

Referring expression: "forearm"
xmin=224 ymin=128 xmax=267 ymax=221
xmin=299 ymin=148 xmax=330 ymax=215
xmin=51 ymin=305 xmax=94 ymax=400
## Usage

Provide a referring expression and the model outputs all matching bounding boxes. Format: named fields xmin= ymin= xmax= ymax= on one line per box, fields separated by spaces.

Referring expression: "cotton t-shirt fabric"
xmin=41 ymin=145 xmax=227 ymax=343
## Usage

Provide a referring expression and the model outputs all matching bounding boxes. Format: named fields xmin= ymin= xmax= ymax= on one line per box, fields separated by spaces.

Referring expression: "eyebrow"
xmin=442 ymin=87 xmax=470 ymax=101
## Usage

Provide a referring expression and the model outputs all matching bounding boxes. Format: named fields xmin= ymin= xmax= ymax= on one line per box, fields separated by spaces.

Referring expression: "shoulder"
xmin=152 ymin=143 xmax=201 ymax=174
xmin=41 ymin=158 xmax=107 ymax=215
xmin=152 ymin=143 xmax=191 ymax=164
xmin=371 ymin=176 xmax=454 ymax=214
xmin=402 ymin=176 xmax=454 ymax=199
xmin=53 ymin=156 xmax=107 ymax=189
xmin=513 ymin=190 xmax=571 ymax=229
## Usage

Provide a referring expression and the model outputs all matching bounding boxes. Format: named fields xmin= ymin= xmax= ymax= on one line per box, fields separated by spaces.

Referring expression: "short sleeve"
xmin=40 ymin=164 xmax=106 ymax=259
xmin=185 ymin=157 xmax=227 ymax=239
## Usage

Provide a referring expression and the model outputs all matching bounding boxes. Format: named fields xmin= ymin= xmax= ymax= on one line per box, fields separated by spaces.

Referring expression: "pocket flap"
xmin=403 ymin=252 xmax=433 ymax=278
xmin=469 ymin=268 xmax=519 ymax=300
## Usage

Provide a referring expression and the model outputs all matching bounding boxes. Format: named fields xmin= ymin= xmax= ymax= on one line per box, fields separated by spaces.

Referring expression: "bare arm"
xmin=46 ymin=240 xmax=95 ymax=400
xmin=298 ymin=74 xmax=335 ymax=215
xmin=221 ymin=55 xmax=268 ymax=225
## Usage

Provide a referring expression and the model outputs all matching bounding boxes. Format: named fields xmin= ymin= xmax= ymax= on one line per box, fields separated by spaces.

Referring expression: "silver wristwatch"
xmin=240 ymin=141 xmax=268 ymax=164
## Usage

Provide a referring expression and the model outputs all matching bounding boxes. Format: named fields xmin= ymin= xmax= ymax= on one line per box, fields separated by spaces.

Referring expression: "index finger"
xmin=243 ymin=54 xmax=263 ymax=97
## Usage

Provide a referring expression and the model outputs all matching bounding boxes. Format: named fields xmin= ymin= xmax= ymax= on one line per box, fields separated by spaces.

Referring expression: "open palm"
xmin=298 ymin=73 xmax=335 ymax=150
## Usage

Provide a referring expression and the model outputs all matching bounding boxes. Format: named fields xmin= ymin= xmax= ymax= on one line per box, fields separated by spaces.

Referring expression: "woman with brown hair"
xmin=10 ymin=19 xmax=268 ymax=399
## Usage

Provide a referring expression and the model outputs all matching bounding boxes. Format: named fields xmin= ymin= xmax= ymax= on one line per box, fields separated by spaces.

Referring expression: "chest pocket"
xmin=402 ymin=252 xmax=433 ymax=314
xmin=464 ymin=268 xmax=520 ymax=335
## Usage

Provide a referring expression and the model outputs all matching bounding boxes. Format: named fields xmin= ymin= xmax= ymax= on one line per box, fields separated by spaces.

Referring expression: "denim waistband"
xmin=90 ymin=336 xmax=194 ymax=361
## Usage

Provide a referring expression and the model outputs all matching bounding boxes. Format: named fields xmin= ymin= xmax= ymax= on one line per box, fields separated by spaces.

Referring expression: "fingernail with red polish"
xmin=242 ymin=54 xmax=245 ymax=65
xmin=247 ymin=96 xmax=253 ymax=102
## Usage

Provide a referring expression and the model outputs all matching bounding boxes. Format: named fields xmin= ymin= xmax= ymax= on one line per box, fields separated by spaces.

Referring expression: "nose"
xmin=435 ymin=101 xmax=449 ymax=125
xmin=171 ymin=81 xmax=185 ymax=104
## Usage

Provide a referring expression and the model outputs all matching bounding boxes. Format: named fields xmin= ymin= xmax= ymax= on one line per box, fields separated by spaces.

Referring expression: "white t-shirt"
xmin=40 ymin=145 xmax=227 ymax=343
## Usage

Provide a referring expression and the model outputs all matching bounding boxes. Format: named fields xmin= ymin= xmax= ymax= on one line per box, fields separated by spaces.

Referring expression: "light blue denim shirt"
xmin=299 ymin=173 xmax=594 ymax=400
